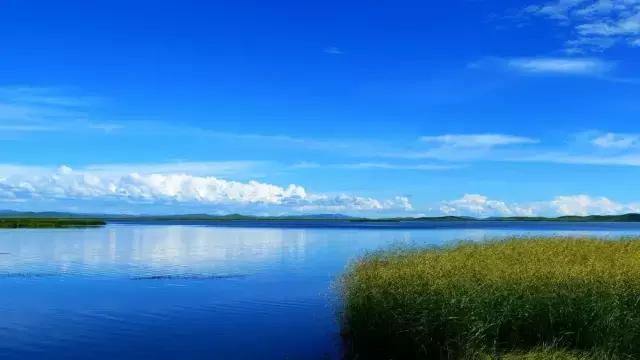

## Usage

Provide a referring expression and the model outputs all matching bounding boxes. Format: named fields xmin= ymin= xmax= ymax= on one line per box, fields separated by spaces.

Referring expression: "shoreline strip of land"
xmin=0 ymin=218 xmax=106 ymax=228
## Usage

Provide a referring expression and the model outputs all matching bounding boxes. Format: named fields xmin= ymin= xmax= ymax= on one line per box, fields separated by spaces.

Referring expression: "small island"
xmin=0 ymin=218 xmax=106 ymax=228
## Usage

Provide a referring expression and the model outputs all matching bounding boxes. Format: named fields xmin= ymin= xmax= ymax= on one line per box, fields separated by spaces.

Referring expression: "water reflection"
xmin=0 ymin=226 xmax=315 ymax=278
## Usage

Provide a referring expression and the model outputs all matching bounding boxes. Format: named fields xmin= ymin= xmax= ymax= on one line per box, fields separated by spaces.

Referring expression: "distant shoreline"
xmin=2 ymin=211 xmax=640 ymax=223
xmin=7 ymin=216 xmax=640 ymax=231
xmin=0 ymin=218 xmax=106 ymax=229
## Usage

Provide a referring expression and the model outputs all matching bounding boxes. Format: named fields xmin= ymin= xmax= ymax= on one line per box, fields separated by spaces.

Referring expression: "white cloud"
xmin=440 ymin=193 xmax=640 ymax=217
xmin=515 ymin=152 xmax=640 ymax=166
xmin=440 ymin=194 xmax=536 ymax=217
xmin=550 ymin=194 xmax=638 ymax=215
xmin=88 ymin=122 xmax=124 ymax=133
xmin=323 ymin=46 xmax=343 ymax=55
xmin=0 ymin=86 xmax=98 ymax=107
xmin=524 ymin=0 xmax=589 ymax=20
xmin=0 ymin=165 xmax=412 ymax=214
xmin=523 ymin=0 xmax=640 ymax=51
xmin=384 ymin=133 xmax=539 ymax=161
xmin=83 ymin=161 xmax=269 ymax=178
xmin=290 ymin=161 xmax=322 ymax=169
xmin=0 ymin=86 xmax=118 ymax=134
xmin=399 ymin=129 xmax=640 ymax=167
xmin=0 ymin=124 xmax=57 ymax=132
xmin=420 ymin=134 xmax=539 ymax=148
xmin=136 ymin=122 xmax=386 ymax=154
xmin=0 ymin=86 xmax=386 ymax=155
xmin=384 ymin=131 xmax=640 ymax=167
xmin=505 ymin=131 xmax=640 ymax=166
xmin=336 ymin=162 xmax=459 ymax=170
xmin=470 ymin=57 xmax=613 ymax=76
xmin=296 ymin=195 xmax=412 ymax=213
xmin=291 ymin=162 xmax=458 ymax=171
xmin=2 ymin=164 xmax=639 ymax=217
xmin=591 ymin=132 xmax=640 ymax=148
xmin=506 ymin=57 xmax=612 ymax=74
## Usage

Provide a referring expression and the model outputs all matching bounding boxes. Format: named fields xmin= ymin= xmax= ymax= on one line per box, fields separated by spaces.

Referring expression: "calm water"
xmin=3 ymin=221 xmax=640 ymax=359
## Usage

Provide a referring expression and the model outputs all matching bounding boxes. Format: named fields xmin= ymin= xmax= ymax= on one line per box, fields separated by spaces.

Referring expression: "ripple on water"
xmin=129 ymin=273 xmax=247 ymax=280
xmin=0 ymin=272 xmax=59 ymax=278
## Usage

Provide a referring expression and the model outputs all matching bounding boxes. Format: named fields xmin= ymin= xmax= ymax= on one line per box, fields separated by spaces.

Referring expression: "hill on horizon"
xmin=3 ymin=210 xmax=640 ymax=222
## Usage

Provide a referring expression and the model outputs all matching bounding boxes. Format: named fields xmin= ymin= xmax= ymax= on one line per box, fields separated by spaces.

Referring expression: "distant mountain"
xmin=295 ymin=214 xmax=354 ymax=219
xmin=107 ymin=213 xmax=357 ymax=221
xmin=2 ymin=210 xmax=640 ymax=223
xmin=557 ymin=213 xmax=640 ymax=222
xmin=0 ymin=210 xmax=97 ymax=218
xmin=351 ymin=215 xmax=475 ymax=222
xmin=414 ymin=216 xmax=476 ymax=221
xmin=489 ymin=214 xmax=640 ymax=222
xmin=0 ymin=211 xmax=356 ymax=221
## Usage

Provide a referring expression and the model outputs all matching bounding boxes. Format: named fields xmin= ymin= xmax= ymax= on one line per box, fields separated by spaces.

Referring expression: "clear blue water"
xmin=2 ymin=221 xmax=640 ymax=360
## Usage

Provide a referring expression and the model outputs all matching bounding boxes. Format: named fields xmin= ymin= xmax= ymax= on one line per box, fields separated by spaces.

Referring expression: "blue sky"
xmin=1 ymin=0 xmax=640 ymax=216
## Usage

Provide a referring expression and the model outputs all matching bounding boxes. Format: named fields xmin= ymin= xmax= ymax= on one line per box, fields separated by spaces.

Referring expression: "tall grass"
xmin=340 ymin=237 xmax=640 ymax=359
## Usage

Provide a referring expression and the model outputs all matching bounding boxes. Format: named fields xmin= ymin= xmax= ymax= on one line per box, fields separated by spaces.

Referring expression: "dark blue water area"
xmin=3 ymin=222 xmax=640 ymax=359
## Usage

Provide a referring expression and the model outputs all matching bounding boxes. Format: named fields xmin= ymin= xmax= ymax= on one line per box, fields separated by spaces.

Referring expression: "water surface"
xmin=2 ymin=222 xmax=640 ymax=359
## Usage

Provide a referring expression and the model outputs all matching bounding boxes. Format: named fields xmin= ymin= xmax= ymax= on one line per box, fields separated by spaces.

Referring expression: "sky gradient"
xmin=1 ymin=0 xmax=640 ymax=216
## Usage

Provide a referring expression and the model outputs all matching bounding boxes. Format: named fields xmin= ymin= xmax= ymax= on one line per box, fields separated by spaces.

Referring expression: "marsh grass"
xmin=340 ymin=237 xmax=640 ymax=359
xmin=496 ymin=348 xmax=592 ymax=360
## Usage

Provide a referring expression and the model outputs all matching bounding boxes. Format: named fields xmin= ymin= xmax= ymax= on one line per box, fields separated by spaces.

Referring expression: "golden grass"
xmin=340 ymin=237 xmax=640 ymax=359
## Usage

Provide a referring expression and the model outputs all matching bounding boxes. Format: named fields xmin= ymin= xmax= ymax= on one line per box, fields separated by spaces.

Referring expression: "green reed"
xmin=340 ymin=237 xmax=640 ymax=359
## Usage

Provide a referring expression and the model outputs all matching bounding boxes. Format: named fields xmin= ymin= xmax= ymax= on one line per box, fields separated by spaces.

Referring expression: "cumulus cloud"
xmin=296 ymin=195 xmax=413 ymax=213
xmin=523 ymin=0 xmax=640 ymax=52
xmin=440 ymin=193 xmax=640 ymax=217
xmin=549 ymin=194 xmax=639 ymax=215
xmin=440 ymin=194 xmax=536 ymax=217
xmin=2 ymin=165 xmax=638 ymax=218
xmin=0 ymin=165 xmax=412 ymax=214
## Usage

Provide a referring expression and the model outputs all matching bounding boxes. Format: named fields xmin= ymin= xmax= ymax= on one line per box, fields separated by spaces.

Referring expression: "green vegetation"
xmin=497 ymin=348 xmax=593 ymax=360
xmin=0 ymin=218 xmax=105 ymax=228
xmin=340 ymin=237 xmax=640 ymax=359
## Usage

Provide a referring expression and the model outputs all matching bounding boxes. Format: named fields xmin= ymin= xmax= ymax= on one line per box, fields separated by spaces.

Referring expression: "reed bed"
xmin=340 ymin=237 xmax=640 ymax=359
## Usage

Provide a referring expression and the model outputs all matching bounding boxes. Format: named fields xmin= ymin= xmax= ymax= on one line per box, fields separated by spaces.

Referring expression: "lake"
xmin=2 ymin=221 xmax=640 ymax=360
